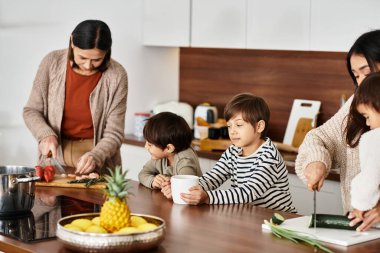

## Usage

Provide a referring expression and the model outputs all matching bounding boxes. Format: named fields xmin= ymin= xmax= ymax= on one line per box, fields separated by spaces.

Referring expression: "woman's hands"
xmin=181 ymin=185 xmax=209 ymax=205
xmin=304 ymin=161 xmax=327 ymax=191
xmin=349 ymin=201 xmax=380 ymax=232
xmin=76 ymin=153 xmax=96 ymax=175
xmin=39 ymin=135 xmax=58 ymax=157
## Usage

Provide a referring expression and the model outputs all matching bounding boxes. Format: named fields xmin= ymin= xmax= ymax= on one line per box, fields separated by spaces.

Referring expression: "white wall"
xmin=0 ymin=0 xmax=179 ymax=165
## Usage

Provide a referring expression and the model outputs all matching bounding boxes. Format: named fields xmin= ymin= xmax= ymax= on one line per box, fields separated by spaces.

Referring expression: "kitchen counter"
xmin=1 ymin=181 xmax=379 ymax=253
xmin=123 ymin=134 xmax=340 ymax=181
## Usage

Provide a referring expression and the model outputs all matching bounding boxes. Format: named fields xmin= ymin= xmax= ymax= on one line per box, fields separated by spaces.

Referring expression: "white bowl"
xmin=56 ymin=213 xmax=165 ymax=253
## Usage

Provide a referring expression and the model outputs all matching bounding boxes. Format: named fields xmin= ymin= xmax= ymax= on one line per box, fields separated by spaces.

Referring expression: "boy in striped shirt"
xmin=180 ymin=93 xmax=296 ymax=213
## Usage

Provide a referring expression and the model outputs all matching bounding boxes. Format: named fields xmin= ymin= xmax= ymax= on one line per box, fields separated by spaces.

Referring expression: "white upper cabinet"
xmin=246 ymin=0 xmax=310 ymax=50
xmin=191 ymin=0 xmax=247 ymax=49
xmin=310 ymin=0 xmax=380 ymax=52
xmin=143 ymin=0 xmax=191 ymax=47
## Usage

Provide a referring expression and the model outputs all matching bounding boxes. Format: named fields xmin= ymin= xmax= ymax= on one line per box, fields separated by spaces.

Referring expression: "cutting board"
xmin=262 ymin=216 xmax=380 ymax=246
xmin=36 ymin=176 xmax=106 ymax=189
xmin=283 ymin=99 xmax=321 ymax=146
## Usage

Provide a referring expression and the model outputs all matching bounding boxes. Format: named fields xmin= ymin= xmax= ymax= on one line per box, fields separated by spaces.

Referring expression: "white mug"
xmin=171 ymin=175 xmax=199 ymax=204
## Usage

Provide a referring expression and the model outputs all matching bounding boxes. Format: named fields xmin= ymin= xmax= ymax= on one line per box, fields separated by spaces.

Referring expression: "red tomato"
xmin=44 ymin=165 xmax=56 ymax=182
xmin=35 ymin=166 xmax=44 ymax=181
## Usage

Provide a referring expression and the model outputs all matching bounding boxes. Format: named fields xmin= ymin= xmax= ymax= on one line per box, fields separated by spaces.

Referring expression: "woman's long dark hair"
xmin=346 ymin=72 xmax=380 ymax=147
xmin=346 ymin=30 xmax=380 ymax=87
xmin=345 ymin=30 xmax=380 ymax=146
xmin=68 ymin=20 xmax=112 ymax=72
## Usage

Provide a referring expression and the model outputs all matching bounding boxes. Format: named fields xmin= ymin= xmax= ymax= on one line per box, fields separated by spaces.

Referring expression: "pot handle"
xmin=12 ymin=176 xmax=41 ymax=184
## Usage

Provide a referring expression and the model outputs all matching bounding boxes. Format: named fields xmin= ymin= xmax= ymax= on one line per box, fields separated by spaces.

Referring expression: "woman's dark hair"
xmin=143 ymin=112 xmax=193 ymax=152
xmin=346 ymin=29 xmax=380 ymax=87
xmin=224 ymin=93 xmax=270 ymax=139
xmin=68 ymin=20 xmax=112 ymax=72
xmin=346 ymin=72 xmax=380 ymax=147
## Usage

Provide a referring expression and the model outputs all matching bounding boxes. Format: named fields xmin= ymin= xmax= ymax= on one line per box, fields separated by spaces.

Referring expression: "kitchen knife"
xmin=313 ymin=190 xmax=317 ymax=230
xmin=50 ymin=157 xmax=66 ymax=174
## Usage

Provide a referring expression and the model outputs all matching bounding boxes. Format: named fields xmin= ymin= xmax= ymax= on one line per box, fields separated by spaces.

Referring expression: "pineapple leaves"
xmin=104 ymin=166 xmax=133 ymax=198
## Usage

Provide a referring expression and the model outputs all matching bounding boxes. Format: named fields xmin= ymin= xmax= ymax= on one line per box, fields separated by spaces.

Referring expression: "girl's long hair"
xmin=346 ymin=72 xmax=380 ymax=147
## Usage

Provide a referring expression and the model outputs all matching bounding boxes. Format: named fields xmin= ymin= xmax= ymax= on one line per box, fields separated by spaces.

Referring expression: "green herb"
xmin=264 ymin=219 xmax=334 ymax=253
xmin=67 ymin=177 xmax=106 ymax=187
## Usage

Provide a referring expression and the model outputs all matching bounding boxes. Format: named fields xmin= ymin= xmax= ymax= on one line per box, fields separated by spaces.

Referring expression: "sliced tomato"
xmin=35 ymin=166 xmax=44 ymax=181
xmin=44 ymin=165 xmax=56 ymax=182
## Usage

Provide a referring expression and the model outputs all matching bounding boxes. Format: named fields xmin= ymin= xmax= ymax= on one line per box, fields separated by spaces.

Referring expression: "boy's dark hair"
xmin=143 ymin=112 xmax=193 ymax=152
xmin=224 ymin=93 xmax=270 ymax=139
xmin=346 ymin=29 xmax=380 ymax=87
xmin=346 ymin=72 xmax=380 ymax=147
xmin=68 ymin=19 xmax=112 ymax=72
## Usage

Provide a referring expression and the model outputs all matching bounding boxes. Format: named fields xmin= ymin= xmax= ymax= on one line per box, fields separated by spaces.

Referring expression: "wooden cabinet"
xmin=310 ymin=0 xmax=380 ymax=52
xmin=246 ymin=0 xmax=310 ymax=50
xmin=143 ymin=0 xmax=191 ymax=47
xmin=191 ymin=0 xmax=247 ymax=49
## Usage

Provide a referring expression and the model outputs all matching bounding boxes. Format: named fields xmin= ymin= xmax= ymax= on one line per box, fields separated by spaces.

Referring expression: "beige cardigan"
xmin=295 ymin=95 xmax=359 ymax=214
xmin=23 ymin=49 xmax=128 ymax=173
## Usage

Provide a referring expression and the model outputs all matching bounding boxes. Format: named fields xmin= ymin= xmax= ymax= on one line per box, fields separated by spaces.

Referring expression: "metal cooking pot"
xmin=0 ymin=166 xmax=40 ymax=216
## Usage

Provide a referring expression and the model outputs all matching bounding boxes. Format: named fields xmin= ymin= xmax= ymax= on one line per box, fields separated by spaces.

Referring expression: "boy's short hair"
xmin=224 ymin=93 xmax=270 ymax=138
xmin=143 ymin=112 xmax=193 ymax=152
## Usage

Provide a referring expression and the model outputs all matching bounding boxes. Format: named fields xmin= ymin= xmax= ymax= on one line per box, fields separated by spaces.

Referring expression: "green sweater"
xmin=138 ymin=148 xmax=202 ymax=188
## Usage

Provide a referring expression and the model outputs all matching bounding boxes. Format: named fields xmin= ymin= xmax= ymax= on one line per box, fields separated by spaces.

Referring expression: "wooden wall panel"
xmin=179 ymin=48 xmax=353 ymax=142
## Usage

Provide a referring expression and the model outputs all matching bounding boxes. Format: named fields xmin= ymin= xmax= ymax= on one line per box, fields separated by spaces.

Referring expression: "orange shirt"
xmin=62 ymin=62 xmax=102 ymax=139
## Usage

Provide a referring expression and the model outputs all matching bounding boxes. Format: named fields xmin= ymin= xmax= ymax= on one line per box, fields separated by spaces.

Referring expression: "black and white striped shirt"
xmin=199 ymin=138 xmax=297 ymax=213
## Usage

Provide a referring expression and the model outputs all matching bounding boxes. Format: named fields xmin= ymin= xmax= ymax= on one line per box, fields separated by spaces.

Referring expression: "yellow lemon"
xmin=114 ymin=227 xmax=140 ymax=234
xmin=71 ymin=218 xmax=93 ymax=231
xmin=85 ymin=225 xmax=108 ymax=234
xmin=64 ymin=224 xmax=83 ymax=232
xmin=130 ymin=216 xmax=147 ymax=227
xmin=137 ymin=223 xmax=158 ymax=231
xmin=91 ymin=216 xmax=101 ymax=226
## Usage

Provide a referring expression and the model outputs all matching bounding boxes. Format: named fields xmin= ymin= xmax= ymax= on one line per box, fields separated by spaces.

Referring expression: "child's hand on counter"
xmin=152 ymin=174 xmax=169 ymax=189
xmin=161 ymin=179 xmax=172 ymax=199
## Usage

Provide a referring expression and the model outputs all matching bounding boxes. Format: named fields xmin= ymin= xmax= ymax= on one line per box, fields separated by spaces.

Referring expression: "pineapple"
xmin=100 ymin=166 xmax=131 ymax=232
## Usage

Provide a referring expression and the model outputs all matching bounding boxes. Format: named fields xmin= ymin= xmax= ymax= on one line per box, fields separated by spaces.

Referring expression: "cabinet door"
xmin=121 ymin=145 xmax=151 ymax=181
xmin=191 ymin=0 xmax=247 ymax=49
xmin=310 ymin=0 xmax=380 ymax=52
xmin=143 ymin=0 xmax=191 ymax=47
xmin=247 ymin=0 xmax=310 ymax=50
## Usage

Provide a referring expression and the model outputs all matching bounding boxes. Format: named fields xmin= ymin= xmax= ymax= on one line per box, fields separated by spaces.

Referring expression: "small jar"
xmin=133 ymin=112 xmax=151 ymax=138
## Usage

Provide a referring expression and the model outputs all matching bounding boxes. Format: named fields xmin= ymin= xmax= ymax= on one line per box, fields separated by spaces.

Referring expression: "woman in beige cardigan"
xmin=295 ymin=30 xmax=380 ymax=231
xmin=23 ymin=20 xmax=128 ymax=175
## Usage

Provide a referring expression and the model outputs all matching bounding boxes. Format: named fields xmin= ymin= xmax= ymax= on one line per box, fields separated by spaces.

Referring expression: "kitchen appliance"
xmin=153 ymin=101 xmax=193 ymax=128
xmin=0 ymin=166 xmax=40 ymax=215
xmin=194 ymin=103 xmax=218 ymax=139
xmin=133 ymin=112 xmax=151 ymax=138
xmin=0 ymin=195 xmax=100 ymax=242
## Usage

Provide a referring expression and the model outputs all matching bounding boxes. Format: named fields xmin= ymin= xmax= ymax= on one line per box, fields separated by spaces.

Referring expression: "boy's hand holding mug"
xmin=181 ymin=185 xmax=209 ymax=205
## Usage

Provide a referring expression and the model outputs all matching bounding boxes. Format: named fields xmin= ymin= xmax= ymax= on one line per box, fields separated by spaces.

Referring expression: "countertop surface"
xmin=123 ymin=134 xmax=340 ymax=182
xmin=1 ymin=181 xmax=379 ymax=253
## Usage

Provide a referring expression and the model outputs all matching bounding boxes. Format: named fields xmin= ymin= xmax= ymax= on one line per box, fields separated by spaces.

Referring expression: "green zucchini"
xmin=271 ymin=213 xmax=285 ymax=225
xmin=309 ymin=214 xmax=361 ymax=230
